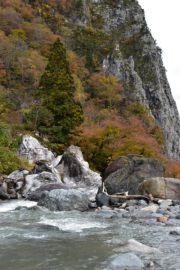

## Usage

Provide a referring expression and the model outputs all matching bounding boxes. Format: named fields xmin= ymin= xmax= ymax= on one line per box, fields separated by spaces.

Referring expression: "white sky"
xmin=138 ymin=0 xmax=180 ymax=114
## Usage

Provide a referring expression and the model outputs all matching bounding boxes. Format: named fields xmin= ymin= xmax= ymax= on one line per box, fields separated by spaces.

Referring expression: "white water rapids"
xmin=0 ymin=200 xmax=180 ymax=269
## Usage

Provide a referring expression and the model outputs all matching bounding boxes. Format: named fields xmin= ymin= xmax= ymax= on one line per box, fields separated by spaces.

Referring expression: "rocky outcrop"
xmin=104 ymin=157 xmax=165 ymax=195
xmin=38 ymin=189 xmax=89 ymax=212
xmin=0 ymin=189 xmax=10 ymax=200
xmin=55 ymin=145 xmax=102 ymax=200
xmin=17 ymin=135 xmax=54 ymax=164
xmin=77 ymin=0 xmax=180 ymax=158
xmin=138 ymin=177 xmax=180 ymax=200
xmin=27 ymin=183 xmax=69 ymax=202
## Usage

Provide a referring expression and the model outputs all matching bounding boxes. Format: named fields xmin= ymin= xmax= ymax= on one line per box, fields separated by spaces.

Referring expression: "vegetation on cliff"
xmin=0 ymin=0 xmax=179 ymax=177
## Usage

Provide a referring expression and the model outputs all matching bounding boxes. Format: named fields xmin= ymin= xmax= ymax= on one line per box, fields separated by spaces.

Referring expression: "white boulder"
xmin=22 ymin=172 xmax=59 ymax=198
xmin=55 ymin=145 xmax=102 ymax=200
xmin=17 ymin=135 xmax=54 ymax=164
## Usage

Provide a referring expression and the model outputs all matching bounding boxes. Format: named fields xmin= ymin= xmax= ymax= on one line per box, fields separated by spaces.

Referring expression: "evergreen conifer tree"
xmin=35 ymin=37 xmax=84 ymax=144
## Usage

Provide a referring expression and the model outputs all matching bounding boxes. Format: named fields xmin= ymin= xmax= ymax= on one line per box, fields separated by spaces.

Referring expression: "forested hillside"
xmin=0 ymin=0 xmax=180 ymax=177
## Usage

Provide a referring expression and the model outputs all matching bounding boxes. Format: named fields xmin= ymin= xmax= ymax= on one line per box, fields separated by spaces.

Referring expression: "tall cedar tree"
xmin=36 ymin=37 xmax=84 ymax=144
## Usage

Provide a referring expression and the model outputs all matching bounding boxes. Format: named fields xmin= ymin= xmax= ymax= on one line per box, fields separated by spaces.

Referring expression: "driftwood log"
xmin=102 ymin=183 xmax=151 ymax=204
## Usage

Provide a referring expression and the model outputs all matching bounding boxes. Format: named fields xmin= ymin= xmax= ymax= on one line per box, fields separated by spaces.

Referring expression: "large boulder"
xmin=38 ymin=189 xmax=89 ymax=211
xmin=138 ymin=177 xmax=180 ymax=200
xmin=55 ymin=145 xmax=102 ymax=200
xmin=17 ymin=135 xmax=54 ymax=164
xmin=103 ymin=154 xmax=142 ymax=181
xmin=27 ymin=183 xmax=69 ymax=201
xmin=107 ymin=253 xmax=144 ymax=270
xmin=22 ymin=172 xmax=60 ymax=198
xmin=104 ymin=157 xmax=165 ymax=195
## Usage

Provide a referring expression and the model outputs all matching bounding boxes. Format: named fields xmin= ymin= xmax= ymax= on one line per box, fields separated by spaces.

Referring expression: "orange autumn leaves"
xmin=71 ymin=115 xmax=164 ymax=174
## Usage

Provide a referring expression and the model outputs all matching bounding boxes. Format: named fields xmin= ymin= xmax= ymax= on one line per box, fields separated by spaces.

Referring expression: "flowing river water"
xmin=1 ymin=200 xmax=180 ymax=270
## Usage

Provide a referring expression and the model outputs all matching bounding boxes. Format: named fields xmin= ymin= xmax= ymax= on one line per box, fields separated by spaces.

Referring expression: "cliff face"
xmin=76 ymin=0 xmax=180 ymax=158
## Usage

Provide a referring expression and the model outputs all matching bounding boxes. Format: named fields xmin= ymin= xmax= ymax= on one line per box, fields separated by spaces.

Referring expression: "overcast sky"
xmin=138 ymin=0 xmax=180 ymax=114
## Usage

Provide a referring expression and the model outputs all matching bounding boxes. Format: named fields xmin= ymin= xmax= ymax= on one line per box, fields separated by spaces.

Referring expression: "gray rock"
xmin=0 ymin=189 xmax=10 ymax=200
xmin=96 ymin=193 xmax=110 ymax=207
xmin=38 ymin=189 xmax=89 ymax=212
xmin=175 ymin=215 xmax=180 ymax=219
xmin=107 ymin=253 xmax=144 ymax=270
xmin=104 ymin=158 xmax=164 ymax=195
xmin=27 ymin=183 xmax=69 ymax=202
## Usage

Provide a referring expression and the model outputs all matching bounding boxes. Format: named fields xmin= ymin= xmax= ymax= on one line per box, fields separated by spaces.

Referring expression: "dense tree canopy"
xmin=35 ymin=37 xmax=84 ymax=144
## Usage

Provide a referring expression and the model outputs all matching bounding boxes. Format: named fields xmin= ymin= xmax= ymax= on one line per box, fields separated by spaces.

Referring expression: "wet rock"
xmin=28 ymin=205 xmax=49 ymax=212
xmin=22 ymin=172 xmax=60 ymax=198
xmin=175 ymin=215 xmax=180 ymax=219
xmin=118 ymin=239 xmax=159 ymax=253
xmin=26 ymin=183 xmax=69 ymax=202
xmin=139 ymin=177 xmax=180 ymax=200
xmin=104 ymin=158 xmax=164 ymax=195
xmin=106 ymin=253 xmax=144 ymax=270
xmin=141 ymin=205 xmax=159 ymax=213
xmin=96 ymin=193 xmax=110 ymax=207
xmin=56 ymin=145 xmax=102 ymax=200
xmin=15 ymin=206 xmax=29 ymax=211
xmin=17 ymin=134 xmax=54 ymax=164
xmin=41 ymin=225 xmax=62 ymax=231
xmin=88 ymin=201 xmax=97 ymax=208
xmin=94 ymin=209 xmax=114 ymax=219
xmin=38 ymin=189 xmax=89 ymax=212
xmin=0 ymin=189 xmax=10 ymax=200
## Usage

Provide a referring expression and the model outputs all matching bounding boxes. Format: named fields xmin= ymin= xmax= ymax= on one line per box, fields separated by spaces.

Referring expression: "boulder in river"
xmin=138 ymin=177 xmax=180 ymax=200
xmin=104 ymin=157 xmax=165 ymax=195
xmin=55 ymin=145 xmax=102 ymax=200
xmin=22 ymin=172 xmax=60 ymax=198
xmin=106 ymin=253 xmax=144 ymax=270
xmin=27 ymin=183 xmax=69 ymax=201
xmin=38 ymin=189 xmax=89 ymax=211
xmin=17 ymin=134 xmax=54 ymax=164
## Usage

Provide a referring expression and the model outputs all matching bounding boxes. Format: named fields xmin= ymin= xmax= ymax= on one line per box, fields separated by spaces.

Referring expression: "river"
xmin=0 ymin=200 xmax=180 ymax=270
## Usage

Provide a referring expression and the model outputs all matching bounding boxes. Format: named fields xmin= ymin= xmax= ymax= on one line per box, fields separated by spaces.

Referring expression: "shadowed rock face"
xmin=139 ymin=177 xmax=180 ymax=200
xmin=27 ymin=183 xmax=69 ymax=202
xmin=103 ymin=154 xmax=143 ymax=181
xmin=104 ymin=157 xmax=165 ymax=195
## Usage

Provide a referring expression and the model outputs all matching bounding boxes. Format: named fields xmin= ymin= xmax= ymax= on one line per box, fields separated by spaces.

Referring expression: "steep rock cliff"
xmin=74 ymin=0 xmax=180 ymax=158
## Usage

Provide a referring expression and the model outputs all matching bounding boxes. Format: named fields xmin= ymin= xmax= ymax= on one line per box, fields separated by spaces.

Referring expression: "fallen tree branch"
xmin=102 ymin=183 xmax=151 ymax=203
